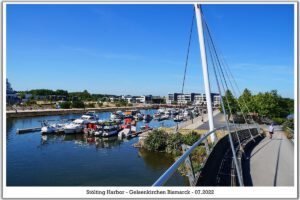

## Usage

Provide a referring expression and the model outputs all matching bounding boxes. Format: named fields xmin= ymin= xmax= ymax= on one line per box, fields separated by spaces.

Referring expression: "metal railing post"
xmin=182 ymin=144 xmax=195 ymax=186
xmin=204 ymin=139 xmax=210 ymax=155
xmin=152 ymin=126 xmax=230 ymax=186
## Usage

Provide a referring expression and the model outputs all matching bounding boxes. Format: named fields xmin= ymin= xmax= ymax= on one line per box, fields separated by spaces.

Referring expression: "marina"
xmin=7 ymin=108 xmax=192 ymax=186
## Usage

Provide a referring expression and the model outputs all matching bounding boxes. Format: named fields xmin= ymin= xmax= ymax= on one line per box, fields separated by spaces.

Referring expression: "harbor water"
xmin=6 ymin=109 xmax=189 ymax=186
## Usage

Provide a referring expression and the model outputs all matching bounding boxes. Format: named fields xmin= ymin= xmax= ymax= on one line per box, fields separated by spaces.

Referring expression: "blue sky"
xmin=6 ymin=4 xmax=294 ymax=98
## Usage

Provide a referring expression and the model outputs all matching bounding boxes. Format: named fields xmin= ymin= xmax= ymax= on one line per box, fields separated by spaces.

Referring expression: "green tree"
xmin=221 ymin=90 xmax=238 ymax=120
xmin=60 ymin=101 xmax=71 ymax=109
xmin=55 ymin=89 xmax=69 ymax=96
xmin=238 ymin=88 xmax=254 ymax=114
xmin=72 ymin=100 xmax=85 ymax=108
xmin=252 ymin=91 xmax=278 ymax=118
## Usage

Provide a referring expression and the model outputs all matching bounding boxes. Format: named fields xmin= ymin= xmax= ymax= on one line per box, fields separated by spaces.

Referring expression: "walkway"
xmin=183 ymin=110 xmax=220 ymax=130
xmin=246 ymin=125 xmax=294 ymax=186
xmin=196 ymin=112 xmax=225 ymax=130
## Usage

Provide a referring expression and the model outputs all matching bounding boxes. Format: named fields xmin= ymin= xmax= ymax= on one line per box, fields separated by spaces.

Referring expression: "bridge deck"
xmin=247 ymin=125 xmax=294 ymax=186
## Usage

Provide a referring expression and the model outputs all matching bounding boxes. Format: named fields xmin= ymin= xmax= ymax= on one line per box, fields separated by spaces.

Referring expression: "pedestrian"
xmin=269 ymin=123 xmax=275 ymax=139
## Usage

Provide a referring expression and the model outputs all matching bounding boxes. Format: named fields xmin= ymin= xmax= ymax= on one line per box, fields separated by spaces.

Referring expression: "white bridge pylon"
xmin=194 ymin=4 xmax=216 ymax=143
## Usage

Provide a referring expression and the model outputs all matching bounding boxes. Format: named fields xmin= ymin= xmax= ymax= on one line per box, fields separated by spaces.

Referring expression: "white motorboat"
xmin=64 ymin=123 xmax=83 ymax=134
xmin=102 ymin=125 xmax=119 ymax=137
xmin=64 ymin=119 xmax=88 ymax=134
xmin=41 ymin=121 xmax=65 ymax=134
xmin=116 ymin=110 xmax=123 ymax=115
xmin=173 ymin=114 xmax=184 ymax=122
xmin=118 ymin=125 xmax=136 ymax=138
xmin=110 ymin=111 xmax=124 ymax=121
xmin=81 ymin=112 xmax=98 ymax=122
xmin=134 ymin=113 xmax=144 ymax=121
xmin=160 ymin=113 xmax=169 ymax=120
xmin=41 ymin=124 xmax=57 ymax=134
xmin=153 ymin=113 xmax=161 ymax=120
xmin=157 ymin=108 xmax=165 ymax=114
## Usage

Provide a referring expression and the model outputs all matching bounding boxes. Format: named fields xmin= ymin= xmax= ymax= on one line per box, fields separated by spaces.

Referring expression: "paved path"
xmin=196 ymin=112 xmax=226 ymax=130
xmin=183 ymin=110 xmax=220 ymax=130
xmin=248 ymin=125 xmax=294 ymax=186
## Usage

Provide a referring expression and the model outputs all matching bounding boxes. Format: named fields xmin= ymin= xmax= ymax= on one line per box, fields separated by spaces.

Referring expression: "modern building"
xmin=194 ymin=93 xmax=208 ymax=105
xmin=108 ymin=95 xmax=121 ymax=102
xmin=135 ymin=95 xmax=152 ymax=104
xmin=166 ymin=93 xmax=181 ymax=104
xmin=177 ymin=94 xmax=191 ymax=104
xmin=167 ymin=92 xmax=220 ymax=107
xmin=212 ymin=93 xmax=221 ymax=108
xmin=6 ymin=79 xmax=20 ymax=105
xmin=121 ymin=95 xmax=133 ymax=103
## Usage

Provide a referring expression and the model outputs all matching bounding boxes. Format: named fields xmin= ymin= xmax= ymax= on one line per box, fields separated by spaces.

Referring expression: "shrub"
xmin=72 ymin=100 xmax=85 ymax=108
xmin=166 ymin=133 xmax=183 ymax=154
xmin=25 ymin=100 xmax=36 ymax=106
xmin=272 ymin=117 xmax=286 ymax=125
xmin=145 ymin=129 xmax=167 ymax=152
xmin=283 ymin=119 xmax=294 ymax=129
xmin=98 ymin=102 xmax=103 ymax=107
xmin=86 ymin=103 xmax=95 ymax=108
xmin=60 ymin=101 xmax=71 ymax=109
xmin=190 ymin=146 xmax=207 ymax=172
xmin=182 ymin=131 xmax=201 ymax=146
xmin=177 ymin=146 xmax=207 ymax=175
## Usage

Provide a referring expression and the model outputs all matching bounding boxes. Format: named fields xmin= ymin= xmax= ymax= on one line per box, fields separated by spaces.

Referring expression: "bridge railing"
xmin=285 ymin=127 xmax=294 ymax=142
xmin=153 ymin=125 xmax=228 ymax=186
xmin=152 ymin=123 xmax=259 ymax=186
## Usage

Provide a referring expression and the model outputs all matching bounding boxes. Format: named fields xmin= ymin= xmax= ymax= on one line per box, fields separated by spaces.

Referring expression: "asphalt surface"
xmin=248 ymin=126 xmax=294 ymax=186
xmin=196 ymin=112 xmax=226 ymax=130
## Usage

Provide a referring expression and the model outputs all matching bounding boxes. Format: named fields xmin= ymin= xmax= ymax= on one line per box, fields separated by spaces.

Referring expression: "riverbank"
xmin=6 ymin=105 xmax=157 ymax=118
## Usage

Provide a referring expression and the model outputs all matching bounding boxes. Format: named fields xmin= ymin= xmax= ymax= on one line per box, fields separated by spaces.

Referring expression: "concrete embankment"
xmin=6 ymin=105 xmax=157 ymax=118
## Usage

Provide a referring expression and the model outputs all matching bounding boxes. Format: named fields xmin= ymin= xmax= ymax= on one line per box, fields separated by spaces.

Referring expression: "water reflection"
xmin=40 ymin=133 xmax=127 ymax=150
xmin=138 ymin=148 xmax=175 ymax=170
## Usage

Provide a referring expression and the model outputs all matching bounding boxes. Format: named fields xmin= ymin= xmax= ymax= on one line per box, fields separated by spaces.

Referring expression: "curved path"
xmin=247 ymin=125 xmax=294 ymax=186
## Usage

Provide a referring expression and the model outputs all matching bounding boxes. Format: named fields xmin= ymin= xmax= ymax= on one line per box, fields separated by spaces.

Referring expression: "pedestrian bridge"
xmin=152 ymin=123 xmax=294 ymax=187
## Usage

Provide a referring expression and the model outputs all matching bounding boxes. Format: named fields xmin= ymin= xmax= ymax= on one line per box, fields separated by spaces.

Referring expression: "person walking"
xmin=269 ymin=123 xmax=275 ymax=139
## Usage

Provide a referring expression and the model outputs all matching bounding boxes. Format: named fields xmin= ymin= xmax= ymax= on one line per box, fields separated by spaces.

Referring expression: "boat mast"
xmin=194 ymin=4 xmax=216 ymax=143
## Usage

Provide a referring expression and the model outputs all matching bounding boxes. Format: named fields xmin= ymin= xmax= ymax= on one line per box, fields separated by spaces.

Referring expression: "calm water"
xmin=6 ymin=109 xmax=189 ymax=186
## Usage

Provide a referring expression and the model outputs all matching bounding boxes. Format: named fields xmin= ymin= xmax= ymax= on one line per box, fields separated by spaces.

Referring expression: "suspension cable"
xmin=181 ymin=11 xmax=195 ymax=94
xmin=210 ymin=30 xmax=260 ymax=133
xmin=203 ymin=20 xmax=242 ymax=150
xmin=219 ymin=55 xmax=260 ymax=132
xmin=200 ymin=9 xmax=244 ymax=186
xmin=201 ymin=13 xmax=254 ymax=140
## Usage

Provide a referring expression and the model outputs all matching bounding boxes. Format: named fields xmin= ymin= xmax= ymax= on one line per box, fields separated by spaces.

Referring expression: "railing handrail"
xmin=152 ymin=125 xmax=228 ymax=186
xmin=286 ymin=127 xmax=294 ymax=134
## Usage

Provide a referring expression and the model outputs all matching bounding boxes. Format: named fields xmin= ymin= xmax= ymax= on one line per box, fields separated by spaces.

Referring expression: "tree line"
xmin=222 ymin=88 xmax=294 ymax=122
xmin=18 ymin=89 xmax=112 ymax=102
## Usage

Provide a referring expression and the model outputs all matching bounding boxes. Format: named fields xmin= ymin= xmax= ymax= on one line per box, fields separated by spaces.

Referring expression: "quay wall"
xmin=6 ymin=105 xmax=157 ymax=118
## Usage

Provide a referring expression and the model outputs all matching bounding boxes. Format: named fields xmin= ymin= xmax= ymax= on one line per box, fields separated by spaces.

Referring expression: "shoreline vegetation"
xmin=141 ymin=128 xmax=226 ymax=176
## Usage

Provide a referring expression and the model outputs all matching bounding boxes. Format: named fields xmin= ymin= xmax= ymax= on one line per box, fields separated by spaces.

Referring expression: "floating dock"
xmin=16 ymin=127 xmax=41 ymax=134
